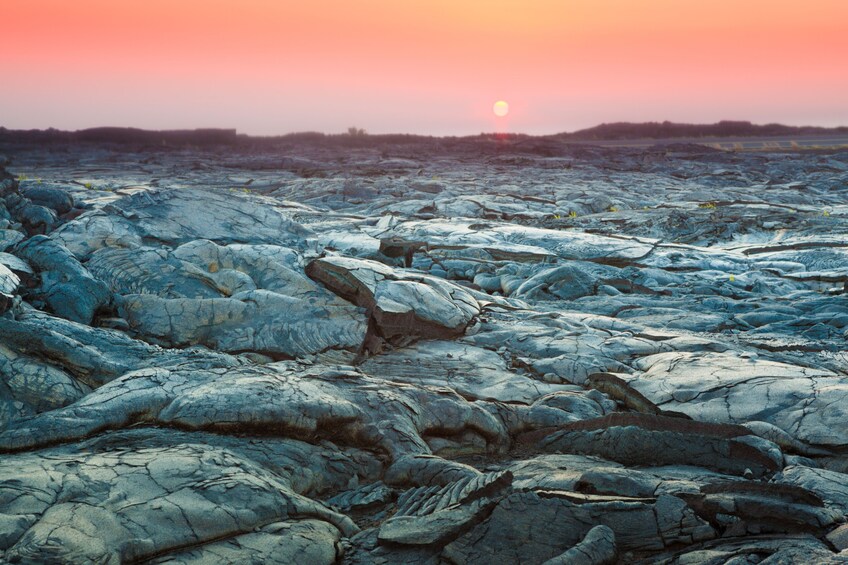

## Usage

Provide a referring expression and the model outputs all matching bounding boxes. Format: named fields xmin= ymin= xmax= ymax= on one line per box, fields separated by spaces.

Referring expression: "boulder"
xmin=306 ymin=256 xmax=480 ymax=351
xmin=21 ymin=185 xmax=75 ymax=215
xmin=0 ymin=263 xmax=19 ymax=313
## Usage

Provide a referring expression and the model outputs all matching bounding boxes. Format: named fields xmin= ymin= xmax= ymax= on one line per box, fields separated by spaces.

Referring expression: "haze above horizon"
xmin=3 ymin=1 xmax=847 ymax=136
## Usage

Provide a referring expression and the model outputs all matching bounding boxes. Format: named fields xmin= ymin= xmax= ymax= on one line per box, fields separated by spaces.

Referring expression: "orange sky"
xmin=2 ymin=0 xmax=847 ymax=135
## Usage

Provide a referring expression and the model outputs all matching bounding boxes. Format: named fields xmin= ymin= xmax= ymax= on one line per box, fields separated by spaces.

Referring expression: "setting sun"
xmin=493 ymin=100 xmax=509 ymax=117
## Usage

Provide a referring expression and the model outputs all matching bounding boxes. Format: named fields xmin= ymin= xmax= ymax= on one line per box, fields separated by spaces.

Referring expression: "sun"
xmin=493 ymin=100 xmax=509 ymax=117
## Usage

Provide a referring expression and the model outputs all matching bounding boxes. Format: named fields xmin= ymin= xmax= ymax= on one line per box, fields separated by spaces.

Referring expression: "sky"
xmin=2 ymin=0 xmax=847 ymax=135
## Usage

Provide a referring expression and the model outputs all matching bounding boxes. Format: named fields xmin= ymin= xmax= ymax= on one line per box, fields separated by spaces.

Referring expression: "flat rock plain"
xmin=1 ymin=136 xmax=848 ymax=564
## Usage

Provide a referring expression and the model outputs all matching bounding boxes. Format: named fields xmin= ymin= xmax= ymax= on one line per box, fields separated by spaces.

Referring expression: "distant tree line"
xmin=561 ymin=120 xmax=848 ymax=141
xmin=0 ymin=127 xmax=238 ymax=146
xmin=2 ymin=121 xmax=846 ymax=147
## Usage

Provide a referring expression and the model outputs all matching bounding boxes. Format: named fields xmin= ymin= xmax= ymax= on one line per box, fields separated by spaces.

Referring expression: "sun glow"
xmin=493 ymin=100 xmax=509 ymax=117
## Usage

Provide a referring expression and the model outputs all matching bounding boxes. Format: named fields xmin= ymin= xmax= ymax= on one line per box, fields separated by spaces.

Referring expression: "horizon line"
xmin=3 ymin=119 xmax=848 ymax=140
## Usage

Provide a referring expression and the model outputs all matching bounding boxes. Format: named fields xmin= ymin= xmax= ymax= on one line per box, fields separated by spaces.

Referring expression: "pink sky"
xmin=2 ymin=0 xmax=847 ymax=135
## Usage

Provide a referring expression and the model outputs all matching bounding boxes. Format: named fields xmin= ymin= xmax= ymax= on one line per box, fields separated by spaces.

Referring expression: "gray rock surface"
xmin=643 ymin=534 xmax=848 ymax=564
xmin=630 ymin=351 xmax=848 ymax=447
xmin=0 ymin=445 xmax=355 ymax=563
xmin=541 ymin=525 xmax=617 ymax=565
xmin=441 ymin=490 xmax=713 ymax=562
xmin=535 ymin=413 xmax=783 ymax=478
xmin=117 ymin=290 xmax=366 ymax=356
xmin=1 ymin=140 xmax=848 ymax=562
xmin=149 ymin=519 xmax=343 ymax=565
xmin=52 ymin=187 xmax=311 ymax=258
xmin=13 ymin=235 xmax=110 ymax=323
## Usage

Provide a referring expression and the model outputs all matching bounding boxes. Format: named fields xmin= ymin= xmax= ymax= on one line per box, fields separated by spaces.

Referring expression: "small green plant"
xmin=698 ymin=202 xmax=717 ymax=209
xmin=822 ymin=209 xmax=831 ymax=217
xmin=608 ymin=205 xmax=618 ymax=213
xmin=84 ymin=182 xmax=93 ymax=189
xmin=16 ymin=174 xmax=28 ymax=181
xmin=643 ymin=205 xmax=649 ymax=210
xmin=729 ymin=274 xmax=736 ymax=282
xmin=36 ymin=178 xmax=42 ymax=184
xmin=551 ymin=213 xmax=561 ymax=220
xmin=568 ymin=210 xmax=578 ymax=218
